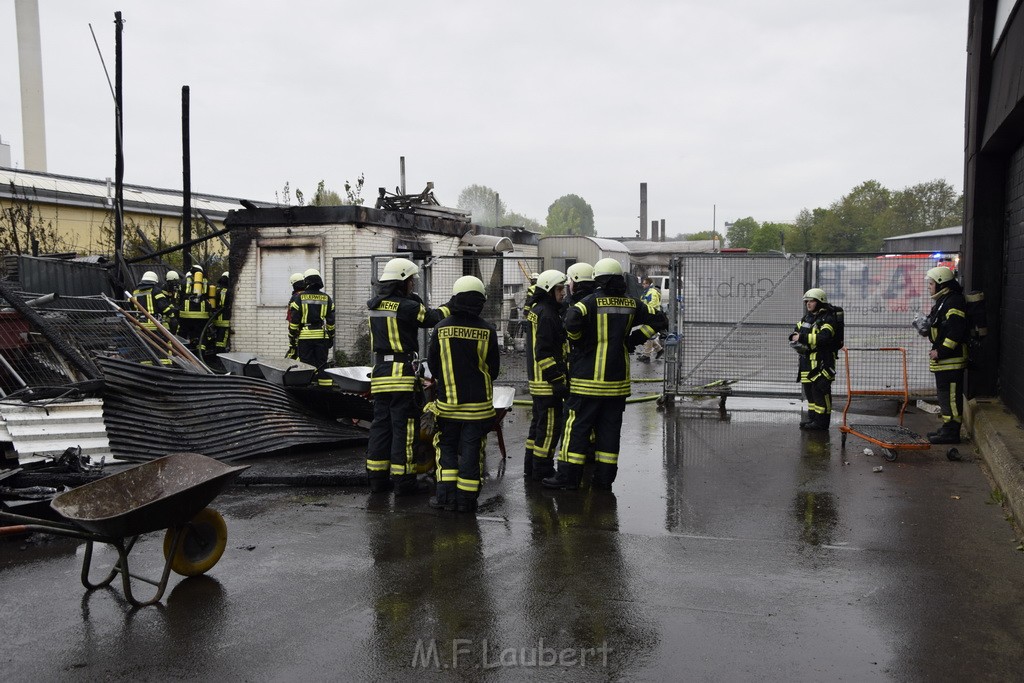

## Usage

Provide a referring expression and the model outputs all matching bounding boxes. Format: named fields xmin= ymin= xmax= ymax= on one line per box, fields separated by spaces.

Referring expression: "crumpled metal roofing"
xmin=97 ymin=357 xmax=365 ymax=462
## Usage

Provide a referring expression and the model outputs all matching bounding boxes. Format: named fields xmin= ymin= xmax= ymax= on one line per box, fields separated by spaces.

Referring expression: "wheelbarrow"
xmin=0 ymin=452 xmax=248 ymax=607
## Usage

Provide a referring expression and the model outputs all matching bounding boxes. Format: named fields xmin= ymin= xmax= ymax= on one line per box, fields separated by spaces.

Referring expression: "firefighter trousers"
xmin=366 ymin=391 xmax=420 ymax=486
xmin=529 ymin=394 xmax=564 ymax=479
xmin=802 ymin=371 xmax=833 ymax=423
xmin=433 ymin=417 xmax=490 ymax=506
xmin=559 ymin=394 xmax=626 ymax=487
xmin=933 ymin=368 xmax=964 ymax=426
xmin=296 ymin=338 xmax=332 ymax=386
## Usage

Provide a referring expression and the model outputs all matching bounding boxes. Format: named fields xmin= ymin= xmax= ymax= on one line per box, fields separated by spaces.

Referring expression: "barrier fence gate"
xmin=663 ymin=251 xmax=959 ymax=402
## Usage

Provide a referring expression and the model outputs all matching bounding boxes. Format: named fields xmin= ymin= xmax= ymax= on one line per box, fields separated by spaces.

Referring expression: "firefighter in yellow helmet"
xmin=365 ymin=258 xmax=452 ymax=495
xmin=919 ymin=266 xmax=967 ymax=444
xmin=427 ymin=276 xmax=500 ymax=513
xmin=543 ymin=258 xmax=667 ymax=491
xmin=288 ymin=268 xmax=335 ymax=387
xmin=524 ymin=270 xmax=568 ymax=481
xmin=132 ymin=271 xmax=174 ymax=333
xmin=790 ymin=288 xmax=840 ymax=431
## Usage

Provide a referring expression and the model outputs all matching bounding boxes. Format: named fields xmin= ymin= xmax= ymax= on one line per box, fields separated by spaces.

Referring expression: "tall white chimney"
xmin=15 ymin=0 xmax=47 ymax=172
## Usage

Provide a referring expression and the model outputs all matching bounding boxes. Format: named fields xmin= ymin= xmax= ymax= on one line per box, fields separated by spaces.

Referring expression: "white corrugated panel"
xmin=0 ymin=398 xmax=112 ymax=463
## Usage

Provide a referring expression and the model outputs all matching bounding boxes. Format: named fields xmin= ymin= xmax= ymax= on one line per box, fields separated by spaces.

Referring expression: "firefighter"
xmin=365 ymin=257 xmax=451 ymax=495
xmin=210 ymin=272 xmax=232 ymax=353
xmin=163 ymin=270 xmax=181 ymax=334
xmin=285 ymin=272 xmax=306 ymax=359
xmin=179 ymin=265 xmax=212 ymax=352
xmin=427 ymin=276 xmax=500 ymax=513
xmin=524 ymin=270 xmax=569 ymax=481
xmin=789 ymin=288 xmax=840 ymax=431
xmin=922 ymin=266 xmax=967 ymax=444
xmin=566 ymin=263 xmax=595 ymax=305
xmin=543 ymin=258 xmax=667 ymax=491
xmin=638 ymin=276 xmax=664 ymax=362
xmin=132 ymin=271 xmax=174 ymax=332
xmin=288 ymin=268 xmax=335 ymax=387
xmin=522 ymin=272 xmax=540 ymax=315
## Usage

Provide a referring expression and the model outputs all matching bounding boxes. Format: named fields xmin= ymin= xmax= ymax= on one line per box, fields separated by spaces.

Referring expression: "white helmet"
xmin=165 ymin=270 xmax=180 ymax=282
xmin=141 ymin=271 xmax=158 ymax=284
xmin=381 ymin=258 xmax=419 ymax=282
xmin=536 ymin=270 xmax=567 ymax=293
xmin=803 ymin=288 xmax=828 ymax=304
xmin=303 ymin=268 xmax=322 ymax=279
xmin=452 ymin=275 xmax=485 ymax=296
xmin=594 ymin=258 xmax=623 ymax=277
xmin=926 ymin=266 xmax=955 ymax=285
xmin=529 ymin=272 xmax=540 ymax=283
xmin=289 ymin=272 xmax=305 ymax=285
xmin=566 ymin=262 xmax=594 ymax=283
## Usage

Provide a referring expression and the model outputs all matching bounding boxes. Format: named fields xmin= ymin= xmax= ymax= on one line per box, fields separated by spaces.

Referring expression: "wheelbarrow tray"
xmin=50 ymin=452 xmax=249 ymax=539
xmin=323 ymin=366 xmax=372 ymax=393
xmin=217 ymin=352 xmax=265 ymax=378
xmin=256 ymin=358 xmax=316 ymax=386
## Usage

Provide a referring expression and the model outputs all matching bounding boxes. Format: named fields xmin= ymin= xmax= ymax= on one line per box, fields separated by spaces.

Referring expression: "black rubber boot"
xmin=530 ymin=456 xmax=555 ymax=482
xmin=928 ymin=422 xmax=961 ymax=445
xmin=542 ymin=463 xmax=582 ymax=490
xmin=803 ymin=415 xmax=830 ymax=431
xmin=368 ymin=477 xmax=394 ymax=493
xmin=394 ymin=475 xmax=430 ymax=496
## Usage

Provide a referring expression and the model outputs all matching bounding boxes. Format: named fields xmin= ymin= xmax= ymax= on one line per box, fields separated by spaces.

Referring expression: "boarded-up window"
xmin=257 ymin=239 xmax=323 ymax=306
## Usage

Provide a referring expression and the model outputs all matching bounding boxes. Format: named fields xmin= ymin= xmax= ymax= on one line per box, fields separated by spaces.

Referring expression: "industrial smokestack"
xmin=639 ymin=183 xmax=647 ymax=240
xmin=15 ymin=0 xmax=47 ymax=171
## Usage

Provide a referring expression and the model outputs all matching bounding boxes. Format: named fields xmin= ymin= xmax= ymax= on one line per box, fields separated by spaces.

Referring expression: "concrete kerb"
xmin=967 ymin=398 xmax=1024 ymax=528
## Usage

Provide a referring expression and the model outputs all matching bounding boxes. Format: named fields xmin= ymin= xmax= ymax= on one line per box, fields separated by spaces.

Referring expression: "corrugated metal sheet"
xmin=0 ymin=398 xmax=112 ymax=462
xmin=97 ymin=357 xmax=366 ymax=462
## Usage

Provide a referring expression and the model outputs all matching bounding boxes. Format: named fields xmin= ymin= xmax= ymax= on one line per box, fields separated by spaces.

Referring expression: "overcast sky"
xmin=0 ymin=0 xmax=968 ymax=237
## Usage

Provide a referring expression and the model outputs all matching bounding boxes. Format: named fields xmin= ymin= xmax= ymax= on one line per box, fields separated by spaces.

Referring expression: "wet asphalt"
xmin=2 ymin=393 xmax=1023 ymax=681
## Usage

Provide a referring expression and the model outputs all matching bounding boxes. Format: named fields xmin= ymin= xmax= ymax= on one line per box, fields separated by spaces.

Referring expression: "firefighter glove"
xmin=626 ymin=329 xmax=647 ymax=352
xmin=552 ymin=381 xmax=570 ymax=399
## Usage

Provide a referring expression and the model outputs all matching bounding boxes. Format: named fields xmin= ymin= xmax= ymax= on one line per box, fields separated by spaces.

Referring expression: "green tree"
xmin=457 ymin=184 xmax=506 ymax=227
xmin=680 ymin=230 xmax=717 ymax=240
xmin=545 ymin=194 xmax=595 ymax=236
xmin=725 ymin=217 xmax=758 ymax=249
xmin=343 ymin=174 xmax=366 ymax=206
xmin=748 ymin=222 xmax=793 ymax=253
xmin=312 ymin=180 xmax=342 ymax=206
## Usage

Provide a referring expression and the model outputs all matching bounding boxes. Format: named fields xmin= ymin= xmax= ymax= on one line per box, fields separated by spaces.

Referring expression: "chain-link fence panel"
xmin=0 ymin=293 xmax=159 ymax=396
xmin=665 ymin=254 xmax=807 ymax=397
xmin=664 ymin=252 xmax=959 ymax=400
xmin=813 ymin=253 xmax=957 ymax=397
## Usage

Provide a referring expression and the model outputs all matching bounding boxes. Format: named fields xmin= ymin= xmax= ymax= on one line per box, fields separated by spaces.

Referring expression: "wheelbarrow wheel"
xmin=162 ymin=507 xmax=228 ymax=577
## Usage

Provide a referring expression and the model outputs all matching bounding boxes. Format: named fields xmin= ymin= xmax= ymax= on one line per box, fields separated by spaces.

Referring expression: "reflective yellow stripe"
xmin=441 ymin=335 xmax=457 ymax=405
xmin=595 ymin=450 xmax=618 ymax=465
xmin=595 ymin=312 xmax=608 ymax=381
xmin=559 ymin=408 xmax=576 ymax=462
xmin=456 ymin=477 xmax=480 ymax=492
xmin=367 ymin=459 xmax=389 ymax=472
xmin=386 ymin=316 xmax=402 ymax=351
xmin=942 ymin=338 xmax=958 ymax=349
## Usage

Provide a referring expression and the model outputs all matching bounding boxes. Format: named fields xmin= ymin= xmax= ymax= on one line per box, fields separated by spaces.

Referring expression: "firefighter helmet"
xmin=803 ymin=288 xmax=828 ymax=304
xmin=566 ymin=262 xmax=594 ymax=283
xmin=141 ymin=271 xmax=158 ymax=284
xmin=529 ymin=272 xmax=539 ymax=283
xmin=594 ymin=258 xmax=623 ymax=277
xmin=381 ymin=258 xmax=419 ymax=282
xmin=452 ymin=275 xmax=485 ymax=296
xmin=536 ymin=270 xmax=567 ymax=292
xmin=165 ymin=270 xmax=180 ymax=282
xmin=303 ymin=268 xmax=321 ymax=279
xmin=926 ymin=266 xmax=955 ymax=285
xmin=289 ymin=272 xmax=304 ymax=285
xmin=191 ymin=264 xmax=204 ymax=272
xmin=220 ymin=272 xmax=229 ymax=279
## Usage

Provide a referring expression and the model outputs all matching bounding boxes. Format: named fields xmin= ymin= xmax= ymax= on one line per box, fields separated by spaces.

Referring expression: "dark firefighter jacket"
xmin=289 ymin=288 xmax=336 ymax=342
xmin=427 ymin=293 xmax=499 ymax=421
xmin=792 ymin=306 xmax=839 ymax=381
xmin=526 ymin=293 xmax=568 ymax=396
xmin=366 ymin=290 xmax=450 ymax=394
xmin=564 ymin=287 xmax=667 ymax=397
xmin=927 ymin=283 xmax=968 ymax=372
xmin=213 ymin=284 xmax=232 ymax=327
xmin=132 ymin=284 xmax=173 ymax=330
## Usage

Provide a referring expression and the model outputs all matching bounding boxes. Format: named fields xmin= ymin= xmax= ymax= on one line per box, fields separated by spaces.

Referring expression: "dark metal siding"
xmin=1000 ymin=144 xmax=1024 ymax=419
